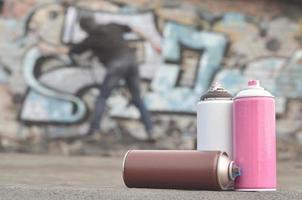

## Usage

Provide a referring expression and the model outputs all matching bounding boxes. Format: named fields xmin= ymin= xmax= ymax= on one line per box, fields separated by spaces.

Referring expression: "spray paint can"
xmin=197 ymin=83 xmax=233 ymax=158
xmin=234 ymin=80 xmax=276 ymax=191
xmin=123 ymin=150 xmax=240 ymax=190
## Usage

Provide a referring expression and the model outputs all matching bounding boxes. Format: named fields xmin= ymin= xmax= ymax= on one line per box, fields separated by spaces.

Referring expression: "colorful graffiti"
xmin=0 ymin=0 xmax=301 ymax=144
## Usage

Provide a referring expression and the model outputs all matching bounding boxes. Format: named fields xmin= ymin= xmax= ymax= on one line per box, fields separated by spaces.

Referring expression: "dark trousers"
xmin=89 ymin=55 xmax=153 ymax=135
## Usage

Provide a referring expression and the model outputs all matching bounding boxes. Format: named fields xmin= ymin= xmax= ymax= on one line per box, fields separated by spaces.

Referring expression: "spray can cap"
xmin=234 ymin=80 xmax=274 ymax=99
xmin=200 ymin=82 xmax=232 ymax=101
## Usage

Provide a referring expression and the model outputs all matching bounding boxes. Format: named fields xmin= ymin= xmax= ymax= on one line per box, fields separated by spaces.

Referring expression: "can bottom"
xmin=236 ymin=188 xmax=276 ymax=192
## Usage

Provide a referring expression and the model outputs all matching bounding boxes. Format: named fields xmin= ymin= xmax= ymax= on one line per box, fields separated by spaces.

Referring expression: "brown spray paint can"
xmin=123 ymin=150 xmax=240 ymax=190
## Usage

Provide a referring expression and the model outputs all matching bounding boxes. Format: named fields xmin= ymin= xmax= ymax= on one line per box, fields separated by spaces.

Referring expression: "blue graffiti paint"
xmin=214 ymin=57 xmax=288 ymax=114
xmin=0 ymin=67 xmax=8 ymax=83
xmin=145 ymin=22 xmax=228 ymax=113
xmin=214 ymin=69 xmax=245 ymax=95
xmin=163 ymin=22 xmax=228 ymax=93
xmin=276 ymin=51 xmax=302 ymax=98
xmin=21 ymin=90 xmax=74 ymax=122
xmin=220 ymin=12 xmax=246 ymax=24
xmin=21 ymin=47 xmax=86 ymax=123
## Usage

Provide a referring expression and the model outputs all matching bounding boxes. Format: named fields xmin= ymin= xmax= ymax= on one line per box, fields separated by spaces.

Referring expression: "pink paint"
xmin=233 ymin=80 xmax=276 ymax=191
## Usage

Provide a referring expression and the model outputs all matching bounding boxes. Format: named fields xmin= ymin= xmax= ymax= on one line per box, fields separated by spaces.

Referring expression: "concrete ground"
xmin=0 ymin=153 xmax=301 ymax=199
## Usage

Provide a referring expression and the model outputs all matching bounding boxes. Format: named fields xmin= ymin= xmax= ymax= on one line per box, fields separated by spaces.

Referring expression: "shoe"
xmin=144 ymin=128 xmax=163 ymax=142
xmin=145 ymin=138 xmax=156 ymax=143
xmin=86 ymin=127 xmax=99 ymax=136
xmin=144 ymin=134 xmax=159 ymax=143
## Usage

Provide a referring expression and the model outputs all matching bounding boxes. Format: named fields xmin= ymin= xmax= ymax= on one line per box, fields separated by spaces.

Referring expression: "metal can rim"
xmin=122 ymin=150 xmax=132 ymax=187
xmin=217 ymin=151 xmax=233 ymax=190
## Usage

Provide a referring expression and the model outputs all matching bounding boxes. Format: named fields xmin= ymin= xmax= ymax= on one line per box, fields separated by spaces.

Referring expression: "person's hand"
xmin=132 ymin=27 xmax=162 ymax=54
xmin=38 ymin=42 xmax=56 ymax=55
xmin=152 ymin=43 xmax=162 ymax=54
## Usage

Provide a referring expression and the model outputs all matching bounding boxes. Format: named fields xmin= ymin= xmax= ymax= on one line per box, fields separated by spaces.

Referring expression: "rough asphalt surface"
xmin=0 ymin=153 xmax=301 ymax=200
xmin=0 ymin=186 xmax=301 ymax=200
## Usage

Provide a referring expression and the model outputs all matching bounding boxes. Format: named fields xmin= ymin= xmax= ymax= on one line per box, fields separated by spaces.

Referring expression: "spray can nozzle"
xmin=229 ymin=162 xmax=241 ymax=181
xmin=248 ymin=80 xmax=260 ymax=87
xmin=200 ymin=82 xmax=232 ymax=100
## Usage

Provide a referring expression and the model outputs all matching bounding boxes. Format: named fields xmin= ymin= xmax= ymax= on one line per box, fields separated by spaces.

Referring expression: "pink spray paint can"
xmin=233 ymin=80 xmax=276 ymax=191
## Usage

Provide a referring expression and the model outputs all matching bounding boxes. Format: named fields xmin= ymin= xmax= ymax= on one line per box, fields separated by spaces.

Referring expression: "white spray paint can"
xmin=197 ymin=83 xmax=233 ymax=158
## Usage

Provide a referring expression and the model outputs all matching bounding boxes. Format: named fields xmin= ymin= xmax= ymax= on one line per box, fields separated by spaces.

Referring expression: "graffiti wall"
xmin=0 ymin=0 xmax=302 ymax=154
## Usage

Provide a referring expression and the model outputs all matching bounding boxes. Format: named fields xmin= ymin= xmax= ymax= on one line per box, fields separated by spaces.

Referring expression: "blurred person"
xmin=42 ymin=15 xmax=161 ymax=142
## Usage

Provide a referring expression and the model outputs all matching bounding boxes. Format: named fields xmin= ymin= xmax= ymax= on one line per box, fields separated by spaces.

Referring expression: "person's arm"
xmin=38 ymin=38 xmax=91 ymax=55
xmin=131 ymin=27 xmax=162 ymax=54
xmin=38 ymin=42 xmax=69 ymax=55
